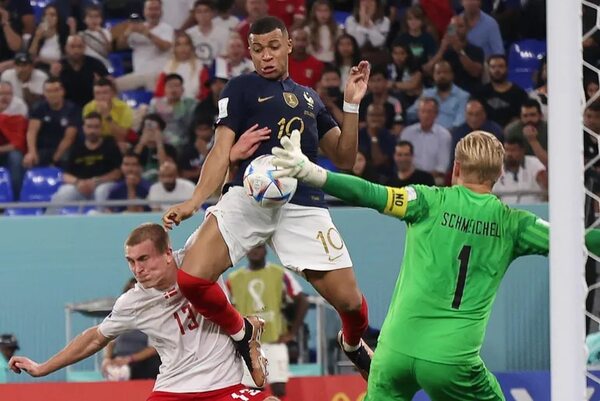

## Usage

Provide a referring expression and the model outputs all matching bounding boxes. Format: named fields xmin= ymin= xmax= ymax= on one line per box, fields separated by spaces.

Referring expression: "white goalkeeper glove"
xmin=271 ymin=130 xmax=327 ymax=187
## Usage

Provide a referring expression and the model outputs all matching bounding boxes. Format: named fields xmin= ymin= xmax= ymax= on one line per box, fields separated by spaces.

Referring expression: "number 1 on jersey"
xmin=452 ymin=245 xmax=472 ymax=309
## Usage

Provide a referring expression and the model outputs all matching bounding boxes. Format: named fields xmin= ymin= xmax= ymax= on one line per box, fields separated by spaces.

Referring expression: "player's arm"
xmin=319 ymin=61 xmax=370 ymax=170
xmin=9 ymin=326 xmax=111 ymax=377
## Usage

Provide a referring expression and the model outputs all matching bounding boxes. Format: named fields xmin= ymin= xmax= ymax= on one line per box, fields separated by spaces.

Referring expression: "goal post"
xmin=548 ymin=0 xmax=586 ymax=399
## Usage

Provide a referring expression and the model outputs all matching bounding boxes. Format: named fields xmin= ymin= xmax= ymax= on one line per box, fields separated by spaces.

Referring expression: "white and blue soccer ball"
xmin=243 ymin=154 xmax=297 ymax=208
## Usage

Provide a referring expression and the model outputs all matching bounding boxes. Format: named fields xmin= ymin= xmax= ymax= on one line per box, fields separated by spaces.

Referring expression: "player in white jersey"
xmin=8 ymin=223 xmax=278 ymax=401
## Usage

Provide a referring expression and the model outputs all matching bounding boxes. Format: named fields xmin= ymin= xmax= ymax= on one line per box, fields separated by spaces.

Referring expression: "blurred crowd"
xmin=0 ymin=0 xmax=573 ymax=212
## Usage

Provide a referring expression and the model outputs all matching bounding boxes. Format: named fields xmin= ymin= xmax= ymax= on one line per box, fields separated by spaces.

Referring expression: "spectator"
xmin=585 ymin=102 xmax=600 ymax=170
xmin=213 ymin=32 xmax=255 ymax=80
xmin=161 ymin=0 xmax=195 ymax=31
xmin=493 ymin=135 xmax=547 ymax=204
xmin=333 ymin=33 xmax=361 ymax=90
xmin=385 ymin=140 xmax=435 ymax=187
xmin=133 ymin=113 xmax=177 ymax=181
xmin=149 ymin=73 xmax=197 ymax=151
xmin=315 ymin=64 xmax=344 ymax=125
xmin=529 ymin=56 xmax=547 ymax=120
xmin=107 ymin=151 xmax=151 ymax=213
xmin=115 ymin=0 xmax=174 ymax=92
xmin=461 ymin=0 xmax=504 ymax=58
xmin=267 ymin=0 xmax=305 ymax=30
xmin=359 ymin=103 xmax=395 ymax=177
xmin=83 ymin=77 xmax=133 ymax=144
xmin=587 ymin=79 xmax=599 ymax=103
xmin=395 ymin=5 xmax=437 ymax=66
xmin=476 ymin=54 xmax=528 ymax=127
xmin=51 ymin=35 xmax=109 ymax=108
xmin=236 ymin=0 xmax=269 ymax=56
xmin=505 ymin=98 xmax=547 ymax=166
xmin=351 ymin=149 xmax=380 ymax=183
xmin=148 ymin=161 xmax=195 ymax=211
xmin=0 ymin=0 xmax=34 ymax=72
xmin=101 ymin=278 xmax=160 ymax=380
xmin=401 ymin=97 xmax=452 ymax=185
xmin=178 ymin=117 xmax=213 ymax=182
xmin=23 ymin=78 xmax=79 ymax=168
xmin=227 ymin=244 xmax=309 ymax=399
xmin=0 ymin=53 xmax=48 ymax=109
xmin=407 ymin=61 xmax=470 ymax=130
xmin=213 ymin=0 xmax=240 ymax=32
xmin=47 ymin=112 xmax=122 ymax=214
xmin=305 ymin=0 xmax=340 ymax=63
xmin=452 ymin=98 xmax=504 ymax=152
xmin=423 ymin=15 xmax=484 ymax=93
xmin=0 ymin=334 xmax=19 ymax=383
xmin=387 ymin=40 xmax=422 ymax=109
xmin=288 ymin=28 xmax=324 ymax=89
xmin=79 ymin=4 xmax=112 ymax=69
xmin=190 ymin=73 xmax=228 ymax=126
xmin=154 ymin=32 xmax=209 ymax=101
xmin=185 ymin=0 xmax=229 ymax=67
xmin=28 ymin=4 xmax=76 ymax=71
xmin=359 ymin=65 xmax=404 ymax=136
xmin=53 ymin=0 xmax=98 ymax=32
xmin=344 ymin=0 xmax=390 ymax=58
xmin=0 ymin=81 xmax=27 ymax=195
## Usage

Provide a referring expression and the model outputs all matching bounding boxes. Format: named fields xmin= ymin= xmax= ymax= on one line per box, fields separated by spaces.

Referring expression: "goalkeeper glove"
xmin=272 ymin=130 xmax=327 ymax=187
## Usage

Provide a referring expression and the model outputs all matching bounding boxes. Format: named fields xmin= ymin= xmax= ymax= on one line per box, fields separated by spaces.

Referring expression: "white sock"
xmin=231 ymin=326 xmax=246 ymax=342
xmin=342 ymin=337 xmax=360 ymax=352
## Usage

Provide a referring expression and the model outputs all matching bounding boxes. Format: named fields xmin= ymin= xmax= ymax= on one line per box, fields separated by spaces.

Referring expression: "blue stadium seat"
xmin=5 ymin=167 xmax=63 ymax=216
xmin=507 ymin=39 xmax=547 ymax=92
xmin=108 ymin=53 xmax=125 ymax=77
xmin=120 ymin=89 xmax=154 ymax=108
xmin=0 ymin=167 xmax=14 ymax=203
xmin=31 ymin=0 xmax=51 ymax=23
xmin=334 ymin=11 xmax=350 ymax=26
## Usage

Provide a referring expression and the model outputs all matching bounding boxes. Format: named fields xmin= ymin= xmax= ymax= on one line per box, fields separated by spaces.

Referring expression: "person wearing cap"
xmin=0 ymin=334 xmax=19 ymax=383
xmin=0 ymin=0 xmax=35 ymax=73
xmin=0 ymin=53 xmax=48 ymax=108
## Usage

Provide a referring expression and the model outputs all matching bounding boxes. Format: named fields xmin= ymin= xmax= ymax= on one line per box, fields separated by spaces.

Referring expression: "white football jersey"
xmin=98 ymin=252 xmax=243 ymax=393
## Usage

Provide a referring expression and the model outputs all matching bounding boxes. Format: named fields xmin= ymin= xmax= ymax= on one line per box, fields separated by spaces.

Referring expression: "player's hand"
xmin=230 ymin=124 xmax=271 ymax=162
xmin=8 ymin=356 xmax=47 ymax=377
xmin=162 ymin=199 xmax=198 ymax=230
xmin=272 ymin=130 xmax=327 ymax=187
xmin=344 ymin=60 xmax=370 ymax=105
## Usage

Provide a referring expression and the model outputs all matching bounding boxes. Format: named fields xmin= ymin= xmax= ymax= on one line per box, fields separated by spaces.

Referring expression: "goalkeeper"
xmin=272 ymin=130 xmax=600 ymax=401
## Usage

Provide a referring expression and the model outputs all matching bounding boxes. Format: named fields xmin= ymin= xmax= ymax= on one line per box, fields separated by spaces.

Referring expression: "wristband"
xmin=343 ymin=101 xmax=359 ymax=114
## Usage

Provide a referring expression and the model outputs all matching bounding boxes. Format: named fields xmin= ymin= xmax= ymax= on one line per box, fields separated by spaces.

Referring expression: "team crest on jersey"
xmin=283 ymin=92 xmax=299 ymax=108
xmin=303 ymin=92 xmax=314 ymax=109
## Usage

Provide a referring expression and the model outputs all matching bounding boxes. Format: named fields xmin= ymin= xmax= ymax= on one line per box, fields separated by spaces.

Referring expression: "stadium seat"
xmin=507 ymin=39 xmax=547 ymax=92
xmin=120 ymin=89 xmax=154 ymax=108
xmin=334 ymin=11 xmax=350 ymax=26
xmin=31 ymin=0 xmax=51 ymax=23
xmin=4 ymin=167 xmax=63 ymax=216
xmin=0 ymin=167 xmax=14 ymax=203
xmin=108 ymin=53 xmax=125 ymax=77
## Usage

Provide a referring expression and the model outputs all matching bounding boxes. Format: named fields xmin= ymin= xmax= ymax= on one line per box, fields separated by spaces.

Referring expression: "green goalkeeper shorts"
xmin=364 ymin=345 xmax=505 ymax=401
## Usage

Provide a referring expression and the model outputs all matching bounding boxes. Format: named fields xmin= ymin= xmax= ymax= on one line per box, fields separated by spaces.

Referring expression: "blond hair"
xmin=454 ymin=130 xmax=504 ymax=184
xmin=125 ymin=223 xmax=170 ymax=253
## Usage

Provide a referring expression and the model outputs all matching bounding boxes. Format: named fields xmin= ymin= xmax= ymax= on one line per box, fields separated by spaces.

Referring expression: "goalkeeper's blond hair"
xmin=454 ymin=131 xmax=505 ymax=184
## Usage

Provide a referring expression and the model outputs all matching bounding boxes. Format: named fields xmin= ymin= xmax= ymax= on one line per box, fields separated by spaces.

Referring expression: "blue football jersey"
xmin=216 ymin=72 xmax=338 ymax=208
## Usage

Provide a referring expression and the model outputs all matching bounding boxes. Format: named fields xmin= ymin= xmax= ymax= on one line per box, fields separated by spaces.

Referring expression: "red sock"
xmin=338 ymin=295 xmax=369 ymax=347
xmin=177 ymin=269 xmax=244 ymax=336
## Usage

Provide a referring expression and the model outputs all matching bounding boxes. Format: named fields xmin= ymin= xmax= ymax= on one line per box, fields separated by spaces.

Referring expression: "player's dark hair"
xmin=165 ymin=73 xmax=184 ymax=85
xmin=505 ymin=135 xmax=526 ymax=148
xmin=396 ymin=140 xmax=414 ymax=155
xmin=249 ymin=16 xmax=288 ymax=37
xmin=126 ymin=223 xmax=170 ymax=254
xmin=84 ymin=111 xmax=102 ymax=122
xmin=521 ymin=98 xmax=542 ymax=113
xmin=487 ymin=54 xmax=507 ymax=65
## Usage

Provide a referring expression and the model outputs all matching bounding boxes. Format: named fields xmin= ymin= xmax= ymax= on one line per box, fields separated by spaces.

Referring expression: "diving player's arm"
xmin=8 ymin=326 xmax=111 ymax=377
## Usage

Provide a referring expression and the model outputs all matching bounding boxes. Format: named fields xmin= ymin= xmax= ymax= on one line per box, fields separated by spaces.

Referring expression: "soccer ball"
xmin=243 ymin=155 xmax=297 ymax=208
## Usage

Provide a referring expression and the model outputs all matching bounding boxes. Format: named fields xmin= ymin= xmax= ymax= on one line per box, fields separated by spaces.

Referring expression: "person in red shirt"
xmin=288 ymin=28 xmax=324 ymax=89
xmin=236 ymin=0 xmax=269 ymax=56
xmin=267 ymin=0 xmax=305 ymax=30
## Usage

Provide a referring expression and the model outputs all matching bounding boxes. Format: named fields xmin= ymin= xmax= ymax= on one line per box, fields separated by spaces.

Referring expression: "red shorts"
xmin=147 ymin=384 xmax=271 ymax=401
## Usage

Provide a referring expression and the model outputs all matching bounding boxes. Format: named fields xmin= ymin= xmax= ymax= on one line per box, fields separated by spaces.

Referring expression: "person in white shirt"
xmin=213 ymin=0 xmax=240 ymax=32
xmin=0 ymin=81 xmax=27 ymax=117
xmin=8 ymin=223 xmax=279 ymax=401
xmin=116 ymin=0 xmax=174 ymax=91
xmin=344 ymin=0 xmax=390 ymax=51
xmin=148 ymin=161 xmax=196 ymax=211
xmin=0 ymin=53 xmax=47 ymax=109
xmin=493 ymin=135 xmax=547 ymax=204
xmin=161 ymin=0 xmax=195 ymax=31
xmin=214 ymin=32 xmax=254 ymax=80
xmin=80 ymin=5 xmax=113 ymax=70
xmin=185 ymin=0 xmax=229 ymax=67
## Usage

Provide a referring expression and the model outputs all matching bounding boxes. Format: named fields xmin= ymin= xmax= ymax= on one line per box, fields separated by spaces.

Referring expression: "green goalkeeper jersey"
xmin=321 ymin=172 xmax=600 ymax=365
